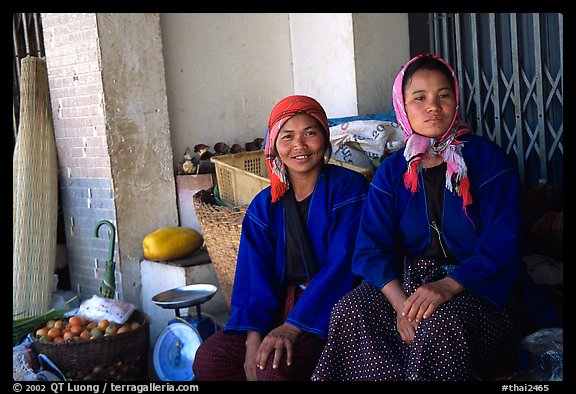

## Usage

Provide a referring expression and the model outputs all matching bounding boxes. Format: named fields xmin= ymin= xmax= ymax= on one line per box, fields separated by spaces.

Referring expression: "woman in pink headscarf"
xmin=193 ymin=95 xmax=369 ymax=381
xmin=311 ymin=54 xmax=554 ymax=381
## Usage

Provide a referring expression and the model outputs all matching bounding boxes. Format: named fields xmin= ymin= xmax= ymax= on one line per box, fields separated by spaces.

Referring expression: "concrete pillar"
xmin=289 ymin=13 xmax=358 ymax=118
xmin=288 ymin=13 xmax=410 ymax=118
xmin=96 ymin=13 xmax=179 ymax=306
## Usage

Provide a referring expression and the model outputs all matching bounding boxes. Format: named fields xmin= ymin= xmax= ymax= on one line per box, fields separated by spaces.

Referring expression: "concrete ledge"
xmin=145 ymin=247 xmax=211 ymax=268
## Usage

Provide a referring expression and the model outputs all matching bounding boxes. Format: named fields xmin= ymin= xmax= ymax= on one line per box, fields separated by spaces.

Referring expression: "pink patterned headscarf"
xmin=265 ymin=95 xmax=329 ymax=203
xmin=392 ymin=53 xmax=473 ymax=213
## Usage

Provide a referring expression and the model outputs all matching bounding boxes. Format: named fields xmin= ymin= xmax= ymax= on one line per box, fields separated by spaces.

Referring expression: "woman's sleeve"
xmin=352 ymin=162 xmax=402 ymax=289
xmin=224 ymin=197 xmax=281 ymax=336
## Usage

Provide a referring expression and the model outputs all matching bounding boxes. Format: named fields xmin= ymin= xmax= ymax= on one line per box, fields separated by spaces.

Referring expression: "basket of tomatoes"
xmin=30 ymin=309 xmax=149 ymax=381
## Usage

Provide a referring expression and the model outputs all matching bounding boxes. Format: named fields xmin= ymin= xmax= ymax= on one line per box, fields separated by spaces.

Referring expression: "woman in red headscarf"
xmin=193 ymin=95 xmax=369 ymax=381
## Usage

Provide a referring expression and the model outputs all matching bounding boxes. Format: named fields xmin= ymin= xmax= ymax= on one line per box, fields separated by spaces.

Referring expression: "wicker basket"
xmin=193 ymin=189 xmax=246 ymax=310
xmin=30 ymin=310 xmax=150 ymax=381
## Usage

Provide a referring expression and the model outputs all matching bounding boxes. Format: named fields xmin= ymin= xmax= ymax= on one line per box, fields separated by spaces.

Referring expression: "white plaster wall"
xmin=159 ymin=13 xmax=294 ymax=170
xmin=353 ymin=13 xmax=410 ymax=115
xmin=160 ymin=13 xmax=411 ymax=171
xmin=289 ymin=13 xmax=359 ymax=118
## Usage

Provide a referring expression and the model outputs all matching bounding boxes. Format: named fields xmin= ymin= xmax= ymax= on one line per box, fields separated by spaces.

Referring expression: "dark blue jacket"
xmin=225 ymin=164 xmax=369 ymax=339
xmin=354 ymin=134 xmax=526 ymax=312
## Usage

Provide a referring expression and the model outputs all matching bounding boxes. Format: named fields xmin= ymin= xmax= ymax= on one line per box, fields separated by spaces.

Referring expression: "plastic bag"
xmin=13 ymin=337 xmax=38 ymax=381
xmin=520 ymin=328 xmax=563 ymax=381
xmin=13 ymin=338 xmax=67 ymax=381
xmin=329 ymin=120 xmax=404 ymax=170
xmin=75 ymin=295 xmax=135 ymax=325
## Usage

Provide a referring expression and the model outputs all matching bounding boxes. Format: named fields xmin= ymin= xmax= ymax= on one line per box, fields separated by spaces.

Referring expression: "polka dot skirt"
xmin=311 ymin=259 xmax=515 ymax=381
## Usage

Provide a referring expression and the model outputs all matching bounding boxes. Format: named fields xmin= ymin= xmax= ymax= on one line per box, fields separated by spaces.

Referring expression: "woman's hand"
xmin=396 ymin=313 xmax=419 ymax=344
xmin=256 ymin=323 xmax=302 ymax=371
xmin=380 ymin=280 xmax=417 ymax=344
xmin=402 ymin=277 xmax=464 ymax=323
xmin=244 ymin=331 xmax=262 ymax=381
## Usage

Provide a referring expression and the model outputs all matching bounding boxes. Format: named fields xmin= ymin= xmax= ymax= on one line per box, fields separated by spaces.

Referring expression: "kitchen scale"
xmin=152 ymin=283 xmax=220 ymax=381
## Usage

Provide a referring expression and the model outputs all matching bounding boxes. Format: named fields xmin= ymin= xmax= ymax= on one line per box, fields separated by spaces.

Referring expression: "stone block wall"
xmin=41 ymin=13 xmax=121 ymax=300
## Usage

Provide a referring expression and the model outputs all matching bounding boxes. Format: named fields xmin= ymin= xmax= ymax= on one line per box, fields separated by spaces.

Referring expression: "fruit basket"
xmin=30 ymin=310 xmax=150 ymax=381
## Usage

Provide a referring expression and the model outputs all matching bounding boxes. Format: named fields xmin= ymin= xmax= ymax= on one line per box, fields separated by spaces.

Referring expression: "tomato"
xmin=47 ymin=327 xmax=61 ymax=339
xmin=70 ymin=325 xmax=83 ymax=336
xmin=117 ymin=324 xmax=131 ymax=334
xmin=97 ymin=319 xmax=110 ymax=331
xmin=79 ymin=329 xmax=91 ymax=341
xmin=68 ymin=316 xmax=82 ymax=327
xmin=36 ymin=327 xmax=49 ymax=338
xmin=105 ymin=325 xmax=118 ymax=336
xmin=90 ymin=327 xmax=104 ymax=339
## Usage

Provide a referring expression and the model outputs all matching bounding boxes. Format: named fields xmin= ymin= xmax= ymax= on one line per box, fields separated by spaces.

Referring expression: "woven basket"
xmin=30 ymin=310 xmax=150 ymax=381
xmin=193 ymin=189 xmax=246 ymax=310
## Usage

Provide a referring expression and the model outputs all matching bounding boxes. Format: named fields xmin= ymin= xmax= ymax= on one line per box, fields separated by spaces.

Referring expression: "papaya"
xmin=142 ymin=226 xmax=203 ymax=261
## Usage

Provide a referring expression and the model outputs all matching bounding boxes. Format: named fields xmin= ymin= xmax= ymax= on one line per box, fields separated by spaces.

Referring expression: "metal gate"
xmin=427 ymin=13 xmax=563 ymax=187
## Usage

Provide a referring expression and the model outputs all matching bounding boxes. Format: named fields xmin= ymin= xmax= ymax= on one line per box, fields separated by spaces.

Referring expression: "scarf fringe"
xmin=403 ymin=160 xmax=420 ymax=193
xmin=458 ymin=176 xmax=472 ymax=208
xmin=270 ymin=178 xmax=288 ymax=203
xmin=458 ymin=175 xmax=475 ymax=227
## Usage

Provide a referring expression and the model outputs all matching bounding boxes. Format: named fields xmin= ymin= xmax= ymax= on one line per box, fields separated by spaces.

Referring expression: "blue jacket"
xmin=225 ymin=164 xmax=369 ymax=339
xmin=353 ymin=134 xmax=524 ymax=312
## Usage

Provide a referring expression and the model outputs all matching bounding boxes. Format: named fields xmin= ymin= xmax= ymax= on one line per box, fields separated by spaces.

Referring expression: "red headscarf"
xmin=265 ymin=95 xmax=330 ymax=203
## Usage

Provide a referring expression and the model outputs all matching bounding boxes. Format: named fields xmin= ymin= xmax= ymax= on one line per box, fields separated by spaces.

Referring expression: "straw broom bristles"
xmin=13 ymin=56 xmax=59 ymax=319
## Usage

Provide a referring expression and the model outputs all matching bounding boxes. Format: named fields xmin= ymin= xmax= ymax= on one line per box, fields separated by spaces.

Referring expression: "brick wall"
xmin=41 ymin=13 xmax=121 ymax=300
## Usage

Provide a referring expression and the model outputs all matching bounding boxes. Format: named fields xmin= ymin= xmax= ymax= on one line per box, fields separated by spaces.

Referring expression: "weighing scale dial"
xmin=153 ymin=320 xmax=203 ymax=381
xmin=151 ymin=284 xmax=219 ymax=381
